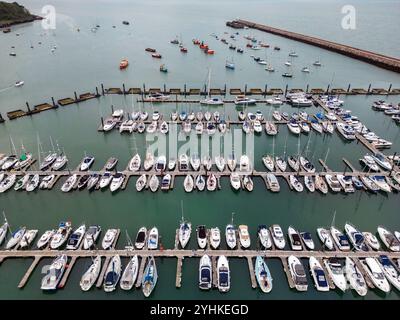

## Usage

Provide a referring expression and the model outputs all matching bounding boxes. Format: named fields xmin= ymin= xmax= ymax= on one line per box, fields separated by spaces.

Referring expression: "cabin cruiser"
xmin=217 ymin=256 xmax=230 ymax=292
xmin=325 ymin=174 xmax=341 ymax=192
xmin=299 ymin=157 xmax=315 ymax=173
xmin=128 ymin=154 xmax=141 ymax=171
xmin=378 ymin=255 xmax=400 ymax=291
xmin=289 ymin=175 xmax=303 ymax=192
xmin=190 ymin=154 xmax=201 ymax=171
xmin=19 ymin=229 xmax=38 ymax=249
xmin=336 ymin=122 xmax=356 ymax=140
xmin=41 ymin=255 xmax=68 ymax=291
xmin=83 ymin=225 xmax=101 ymax=250
xmin=287 ymin=120 xmax=301 ymax=135
xmin=99 ymin=172 xmax=113 ymax=189
xmin=238 ymin=225 xmax=251 ymax=249
xmin=225 ymin=224 xmax=236 ymax=249
xmin=345 ymin=257 xmax=368 ymax=296
xmin=324 ymin=258 xmax=347 ymax=292
xmin=0 ymin=174 xmax=16 ymax=193
xmin=134 ymin=227 xmax=147 ymax=250
xmin=149 ymin=175 xmax=159 ymax=192
xmin=142 ymin=257 xmax=158 ymax=297
xmin=36 ymin=230 xmax=55 ymax=249
xmin=179 ymin=220 xmax=192 ymax=248
xmin=234 ymin=95 xmax=256 ymax=105
xmin=102 ymin=229 xmax=118 ymax=250
xmin=288 ymin=255 xmax=308 ymax=291
xmin=103 ymin=255 xmax=121 ymax=292
xmin=345 ymin=223 xmax=369 ymax=251
xmin=287 ymin=155 xmax=300 ymax=171
xmin=197 ymin=225 xmax=207 ymax=249
xmin=288 ymin=226 xmax=302 ymax=251
xmin=337 ymin=175 xmax=355 ymax=193
xmin=377 ymin=226 xmax=400 ymax=252
xmin=271 ymin=224 xmax=285 ymax=249
xmin=315 ymin=175 xmax=328 ymax=194
xmin=363 ymin=232 xmax=380 ymax=251
xmin=317 ymin=227 xmax=334 ymax=250
xmin=80 ymin=256 xmax=102 ymax=291
xmin=40 ymin=153 xmax=57 ymax=171
xmin=275 ymin=156 xmax=287 ymax=172
xmin=266 ymin=173 xmax=280 ymax=192
xmin=120 ymin=255 xmax=139 ymax=290
xmin=304 ymin=176 xmax=315 ymax=192
xmin=199 ymin=255 xmax=212 ymax=290
xmin=330 ymin=226 xmax=351 ymax=251
xmin=6 ymin=227 xmax=26 ymax=249
xmin=361 ymin=258 xmax=390 ymax=293
xmin=309 ymin=257 xmax=329 ymax=292
xmin=50 ymin=222 xmax=72 ymax=250
xmin=147 ymin=227 xmax=158 ymax=250
xmin=262 ymin=155 xmax=274 ymax=171
xmin=80 ymin=156 xmax=95 ymax=171
xmin=300 ymin=232 xmax=315 ymax=250
xmin=258 ymin=225 xmax=272 ymax=249
xmin=230 ymin=172 xmax=241 ymax=190
xmin=359 ymin=155 xmax=380 ymax=172
xmin=370 ymin=175 xmax=392 ymax=193
xmin=155 ymin=155 xmax=167 ymax=172
xmin=110 ymin=172 xmax=125 ymax=192
xmin=209 ymin=227 xmax=221 ymax=249
xmin=179 ymin=154 xmax=189 ymax=171
xmin=255 ymin=256 xmax=273 ymax=293
xmin=66 ymin=224 xmax=86 ymax=250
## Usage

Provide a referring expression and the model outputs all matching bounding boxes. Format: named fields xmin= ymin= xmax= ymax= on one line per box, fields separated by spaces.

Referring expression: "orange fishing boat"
xmin=119 ymin=59 xmax=129 ymax=69
xmin=205 ymin=49 xmax=215 ymax=55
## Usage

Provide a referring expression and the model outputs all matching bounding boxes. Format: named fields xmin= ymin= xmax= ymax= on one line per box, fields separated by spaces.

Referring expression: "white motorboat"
xmin=370 ymin=175 xmax=392 ymax=193
xmin=289 ymin=175 xmax=303 ymax=192
xmin=238 ymin=225 xmax=251 ymax=249
xmin=265 ymin=121 xmax=277 ymax=135
xmin=271 ymin=224 xmax=285 ymax=249
xmin=239 ymin=154 xmax=250 ymax=172
xmin=119 ymin=119 xmax=134 ymax=133
xmin=262 ymin=155 xmax=274 ymax=171
xmin=288 ymin=255 xmax=308 ymax=291
xmin=136 ymin=174 xmax=147 ymax=192
xmin=25 ymin=174 xmax=40 ymax=192
xmin=110 ymin=172 xmax=125 ymax=192
xmin=371 ymin=152 xmax=392 ymax=171
xmin=14 ymin=152 xmax=33 ymax=170
xmin=86 ymin=174 xmax=100 ymax=191
xmin=179 ymin=154 xmax=189 ymax=171
xmin=202 ymin=155 xmax=212 ymax=171
xmin=39 ymin=153 xmax=57 ymax=171
xmin=288 ymin=226 xmax=302 ymax=251
xmin=266 ymin=173 xmax=280 ymax=192
xmin=37 ymin=230 xmax=55 ymax=249
xmin=66 ymin=224 xmax=86 ymax=250
xmin=199 ymin=255 xmax=212 ymax=290
xmin=190 ymin=154 xmax=201 ymax=171
xmin=299 ymin=157 xmax=315 ymax=173
xmin=243 ymin=175 xmax=254 ymax=192
xmin=50 ymin=221 xmax=72 ymax=250
xmin=161 ymin=174 xmax=171 ymax=190
xmin=197 ymin=225 xmax=207 ymax=249
xmin=300 ymin=232 xmax=315 ymax=250
xmin=207 ymin=227 xmax=220 ymax=249
xmin=315 ymin=175 xmax=328 ymax=194
xmin=168 ymin=157 xmax=176 ymax=171
xmin=330 ymin=226 xmax=351 ymax=251
xmin=217 ymin=256 xmax=230 ymax=292
xmin=377 ymin=226 xmax=400 ymax=252
xmin=135 ymin=227 xmax=147 ymax=250
xmin=83 ymin=225 xmax=102 ymax=250
xmin=195 ymin=175 xmax=205 ymax=191
xmin=143 ymin=152 xmax=155 ymax=171
xmin=146 ymin=121 xmax=158 ymax=134
xmin=345 ymin=257 xmax=368 ymax=296
xmin=80 ymin=256 xmax=102 ymax=291
xmin=234 ymin=95 xmax=256 ymax=105
xmin=99 ymin=172 xmax=113 ymax=189
xmin=128 ymin=154 xmax=141 ymax=172
xmin=275 ymin=156 xmax=287 ymax=172
xmin=361 ymin=258 xmax=390 ymax=293
xmin=14 ymin=174 xmax=30 ymax=191
xmin=103 ymin=255 xmax=121 ymax=292
xmin=287 ymin=120 xmax=301 ymax=135
xmin=61 ymin=174 xmax=77 ymax=192
xmin=206 ymin=174 xmax=217 ymax=191
xmin=336 ymin=122 xmax=356 ymax=140
xmin=272 ymin=110 xmax=282 ymax=121
xmin=309 ymin=256 xmax=329 ymax=292
xmin=195 ymin=122 xmax=204 ymax=135
xmin=359 ymin=155 xmax=380 ymax=172
xmin=363 ymin=232 xmax=380 ymax=251
xmin=102 ymin=229 xmax=118 ymax=250
xmin=325 ymin=174 xmax=341 ymax=192
xmin=41 ymin=255 xmax=68 ymax=291
xmin=147 ymin=227 xmax=158 ymax=250
xmin=227 ymin=154 xmax=236 ymax=171
xmin=225 ymin=224 xmax=236 ymax=249
xmin=19 ymin=229 xmax=38 ymax=249
xmin=258 ymin=225 xmax=272 ymax=249
xmin=155 ymin=155 xmax=167 ymax=172
xmin=80 ymin=156 xmax=95 ymax=171
xmin=200 ymin=97 xmax=224 ymax=106
xmin=230 ymin=172 xmax=241 ymax=190
xmin=324 ymin=258 xmax=347 ymax=292
xmin=317 ymin=227 xmax=334 ymax=250
xmin=120 ymin=255 xmax=139 ymax=290
xmin=149 ymin=175 xmax=159 ymax=192
xmin=287 ymin=155 xmax=299 ymax=171
xmin=0 ymin=174 xmax=16 ymax=193
xmin=0 ymin=222 xmax=8 ymax=246
xmin=337 ymin=175 xmax=355 ymax=193
xmin=215 ymin=155 xmax=225 ymax=172
xmin=304 ymin=176 xmax=315 ymax=192
xmin=299 ymin=122 xmax=310 ymax=133
xmin=378 ymin=255 xmax=400 ymax=291
xmin=345 ymin=223 xmax=369 ymax=252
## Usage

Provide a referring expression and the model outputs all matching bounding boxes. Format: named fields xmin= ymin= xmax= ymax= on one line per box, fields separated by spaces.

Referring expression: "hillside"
xmin=0 ymin=1 xmax=41 ymax=27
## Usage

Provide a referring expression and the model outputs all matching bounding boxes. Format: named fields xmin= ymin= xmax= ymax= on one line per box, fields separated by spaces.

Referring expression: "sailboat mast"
xmin=37 ymin=133 xmax=42 ymax=165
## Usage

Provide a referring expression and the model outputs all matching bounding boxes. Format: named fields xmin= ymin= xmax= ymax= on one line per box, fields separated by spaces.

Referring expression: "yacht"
xmin=378 ymin=255 xmax=400 ymax=291
xmin=315 ymin=175 xmax=328 ymax=194
xmin=155 ymin=155 xmax=167 ymax=172
xmin=234 ymin=95 xmax=256 ymax=105
xmin=289 ymin=175 xmax=303 ymax=192
xmin=52 ymin=154 xmax=68 ymax=171
xmin=149 ymin=175 xmax=159 ymax=192
xmin=119 ymin=119 xmax=134 ymax=133
xmin=197 ymin=225 xmax=207 ymax=249
xmin=285 ymin=226 xmax=302 ymax=251
xmin=179 ymin=154 xmax=189 ymax=171
xmin=309 ymin=257 xmax=329 ymax=292
xmin=227 ymin=154 xmax=236 ymax=172
xmin=183 ymin=175 xmax=194 ymax=192
xmin=147 ymin=227 xmax=158 ymax=250
xmin=0 ymin=221 xmax=8 ymax=246
xmin=238 ymin=225 xmax=251 ymax=249
xmin=363 ymin=232 xmax=380 ymax=251
xmin=195 ymin=175 xmax=205 ymax=191
xmin=168 ymin=157 xmax=176 ymax=171
xmin=317 ymin=227 xmax=334 ymax=250
xmin=103 ymin=255 xmax=121 ymax=292
xmin=271 ymin=224 xmax=285 ymax=249
xmin=80 ymin=256 xmax=102 ymax=291
xmin=336 ymin=122 xmax=356 ymax=140
xmin=209 ymin=227 xmax=221 ymax=249
xmin=337 ymin=175 xmax=355 ymax=193
xmin=325 ymin=174 xmax=341 ymax=192
xmin=0 ymin=174 xmax=16 ymax=193
xmin=217 ymin=256 xmax=230 ymax=292
xmin=275 ymin=156 xmax=287 ymax=172
xmin=287 ymin=120 xmax=301 ymax=135
xmin=345 ymin=223 xmax=369 ymax=251
xmin=50 ymin=222 xmax=72 ymax=250
xmin=361 ymin=258 xmax=390 ymax=293
xmin=239 ymin=155 xmax=250 ymax=172
xmin=288 ymin=255 xmax=308 ymax=291
xmin=136 ymin=174 xmax=147 ymax=192
xmin=300 ymin=232 xmax=315 ymax=250
xmin=41 ymin=255 xmax=68 ymax=291
xmin=255 ymin=256 xmax=273 ymax=293
xmin=80 ymin=156 xmax=95 ymax=171
xmin=19 ymin=229 xmax=38 ymax=249
xmin=215 ymin=156 xmax=225 ymax=172
xmin=266 ymin=173 xmax=280 ymax=192
xmin=199 ymin=255 xmax=212 ymax=290
xmin=190 ymin=154 xmax=201 ymax=171
xmin=359 ymin=155 xmax=380 ymax=172
xmin=200 ymin=97 xmax=224 ymax=106
xmin=370 ymin=175 xmax=392 ymax=193
xmin=324 ymin=258 xmax=347 ymax=292
xmin=299 ymin=157 xmax=315 ymax=173
xmin=230 ymin=172 xmax=241 ymax=190
xmin=142 ymin=257 xmax=158 ymax=297
xmin=143 ymin=153 xmax=155 ymax=171
xmin=179 ymin=220 xmax=192 ymax=249
xmin=206 ymin=174 xmax=217 ymax=191
xmin=86 ymin=173 xmax=100 ymax=191
xmin=128 ymin=154 xmax=141 ymax=172
xmin=14 ymin=174 xmax=30 ymax=191
xmin=225 ymin=224 xmax=236 ymax=249
xmin=202 ymin=155 xmax=212 ymax=171
xmin=135 ymin=227 xmax=147 ymax=249
xmin=102 ymin=229 xmax=118 ymax=250
xmin=345 ymin=257 xmax=368 ymax=296
xmin=288 ymin=155 xmax=299 ymax=171
xmin=262 ymin=155 xmax=274 ymax=171
xmin=330 ymin=226 xmax=351 ymax=251
xmin=66 ymin=224 xmax=86 ymax=250
xmin=83 ymin=225 xmax=101 ymax=250
xmin=120 ymin=255 xmax=139 ymax=290
xmin=99 ymin=172 xmax=113 ymax=189
xmin=304 ymin=176 xmax=315 ymax=192
xmin=377 ymin=226 xmax=400 ymax=252
xmin=40 ymin=153 xmax=57 ymax=171
xmin=110 ymin=172 xmax=125 ymax=192
xmin=370 ymin=152 xmax=392 ymax=171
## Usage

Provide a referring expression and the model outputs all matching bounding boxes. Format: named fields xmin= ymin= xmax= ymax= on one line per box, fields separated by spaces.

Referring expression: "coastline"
xmin=0 ymin=15 xmax=42 ymax=29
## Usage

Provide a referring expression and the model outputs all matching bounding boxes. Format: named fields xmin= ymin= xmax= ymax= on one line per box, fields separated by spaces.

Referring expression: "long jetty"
xmin=228 ymin=19 xmax=400 ymax=73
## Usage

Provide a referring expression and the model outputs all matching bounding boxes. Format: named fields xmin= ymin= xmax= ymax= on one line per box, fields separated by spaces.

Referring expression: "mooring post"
xmin=184 ymin=84 xmax=187 ymax=97
xmin=223 ymin=84 xmax=227 ymax=97
xmin=326 ymin=84 xmax=330 ymax=94
xmin=26 ymin=102 xmax=31 ymax=112
xmin=111 ymin=105 xmax=114 ymax=113
xmin=123 ymin=83 xmax=126 ymax=95
xmin=264 ymin=84 xmax=267 ymax=97
xmin=74 ymin=91 xmax=78 ymax=101
xmin=284 ymin=84 xmax=288 ymax=96
xmin=244 ymin=84 xmax=247 ymax=94
xmin=306 ymin=84 xmax=309 ymax=93
xmin=96 ymin=86 xmax=99 ymax=96
xmin=367 ymin=84 xmax=371 ymax=94
xmin=0 ymin=113 xmax=4 ymax=122
xmin=143 ymin=84 xmax=146 ymax=96
xmin=163 ymin=84 xmax=166 ymax=94
xmin=347 ymin=84 xmax=351 ymax=93
xmin=101 ymin=117 xmax=104 ymax=127
xmin=388 ymin=84 xmax=392 ymax=93
xmin=203 ymin=84 xmax=207 ymax=96
xmin=101 ymin=83 xmax=105 ymax=95
xmin=51 ymin=97 xmax=56 ymax=107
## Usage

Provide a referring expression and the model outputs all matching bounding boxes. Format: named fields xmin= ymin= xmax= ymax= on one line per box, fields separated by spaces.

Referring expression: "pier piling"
xmin=101 ymin=83 xmax=105 ymax=95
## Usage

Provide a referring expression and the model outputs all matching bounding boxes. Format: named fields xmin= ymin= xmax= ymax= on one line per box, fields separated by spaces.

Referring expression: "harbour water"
xmin=0 ymin=0 xmax=399 ymax=300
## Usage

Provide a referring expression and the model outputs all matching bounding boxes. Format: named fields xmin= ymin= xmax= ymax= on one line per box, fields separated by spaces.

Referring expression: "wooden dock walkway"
xmin=246 ymin=256 xmax=257 ymax=289
xmin=175 ymin=257 xmax=183 ymax=288
xmin=18 ymin=256 xmax=41 ymax=289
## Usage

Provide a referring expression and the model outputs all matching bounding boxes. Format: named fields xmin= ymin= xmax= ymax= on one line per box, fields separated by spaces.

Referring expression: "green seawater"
xmin=0 ymin=0 xmax=399 ymax=300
